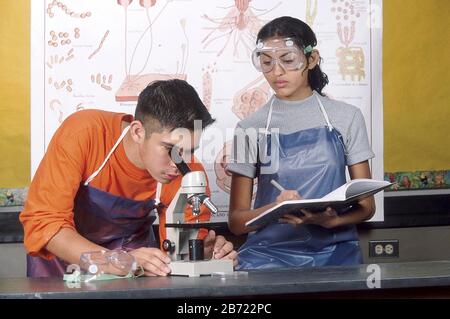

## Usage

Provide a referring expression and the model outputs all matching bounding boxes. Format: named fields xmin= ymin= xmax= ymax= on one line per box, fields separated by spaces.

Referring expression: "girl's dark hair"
xmin=257 ymin=16 xmax=329 ymax=95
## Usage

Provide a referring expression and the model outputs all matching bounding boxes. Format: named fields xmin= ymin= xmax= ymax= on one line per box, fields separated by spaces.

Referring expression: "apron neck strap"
xmin=314 ymin=92 xmax=334 ymax=132
xmin=264 ymin=97 xmax=276 ymax=134
xmin=155 ymin=182 xmax=162 ymax=205
xmin=264 ymin=92 xmax=334 ymax=133
xmin=84 ymin=125 xmax=131 ymax=186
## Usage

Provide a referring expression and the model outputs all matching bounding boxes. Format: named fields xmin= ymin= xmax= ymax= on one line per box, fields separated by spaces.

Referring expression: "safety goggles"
xmin=64 ymin=249 xmax=144 ymax=283
xmin=80 ymin=249 xmax=138 ymax=275
xmin=251 ymin=37 xmax=313 ymax=73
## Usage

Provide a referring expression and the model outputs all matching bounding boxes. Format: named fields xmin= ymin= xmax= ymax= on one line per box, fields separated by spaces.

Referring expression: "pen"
xmin=270 ymin=179 xmax=286 ymax=192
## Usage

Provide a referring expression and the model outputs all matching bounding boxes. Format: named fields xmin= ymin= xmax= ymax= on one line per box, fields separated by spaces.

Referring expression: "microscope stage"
xmin=169 ymin=259 xmax=234 ymax=277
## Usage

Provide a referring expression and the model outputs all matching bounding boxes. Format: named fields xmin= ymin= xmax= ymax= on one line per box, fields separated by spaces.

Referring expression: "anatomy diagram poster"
xmin=31 ymin=0 xmax=384 ymax=221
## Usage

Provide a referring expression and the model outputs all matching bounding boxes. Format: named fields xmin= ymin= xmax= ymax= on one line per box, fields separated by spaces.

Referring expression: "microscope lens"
xmin=189 ymin=239 xmax=204 ymax=261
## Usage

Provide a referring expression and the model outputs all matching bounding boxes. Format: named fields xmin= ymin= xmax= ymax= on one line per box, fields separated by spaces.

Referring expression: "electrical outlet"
xmin=368 ymin=240 xmax=399 ymax=258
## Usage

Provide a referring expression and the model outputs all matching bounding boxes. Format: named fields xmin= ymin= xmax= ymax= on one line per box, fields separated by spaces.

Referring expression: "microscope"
xmin=162 ymin=147 xmax=234 ymax=277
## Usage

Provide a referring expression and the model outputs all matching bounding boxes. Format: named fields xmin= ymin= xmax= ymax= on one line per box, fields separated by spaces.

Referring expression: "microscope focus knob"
xmin=162 ymin=239 xmax=175 ymax=253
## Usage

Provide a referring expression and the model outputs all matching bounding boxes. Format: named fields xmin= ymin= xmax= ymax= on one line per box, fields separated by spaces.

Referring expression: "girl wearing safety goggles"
xmin=227 ymin=16 xmax=376 ymax=270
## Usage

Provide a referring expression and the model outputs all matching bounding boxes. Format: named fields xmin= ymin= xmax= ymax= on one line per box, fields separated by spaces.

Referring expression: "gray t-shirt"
xmin=227 ymin=92 xmax=375 ymax=178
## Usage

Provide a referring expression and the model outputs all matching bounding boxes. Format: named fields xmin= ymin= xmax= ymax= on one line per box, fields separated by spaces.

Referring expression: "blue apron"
xmin=237 ymin=92 xmax=362 ymax=270
xmin=27 ymin=126 xmax=160 ymax=277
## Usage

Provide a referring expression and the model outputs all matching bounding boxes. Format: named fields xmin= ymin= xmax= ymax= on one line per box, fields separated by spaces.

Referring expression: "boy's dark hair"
xmin=257 ymin=16 xmax=329 ymax=95
xmin=135 ymin=79 xmax=215 ymax=136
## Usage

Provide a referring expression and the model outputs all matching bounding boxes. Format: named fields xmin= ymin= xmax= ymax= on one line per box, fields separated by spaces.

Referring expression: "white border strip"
xmin=30 ymin=0 xmax=46 ymax=178
xmin=369 ymin=0 xmax=384 ymax=221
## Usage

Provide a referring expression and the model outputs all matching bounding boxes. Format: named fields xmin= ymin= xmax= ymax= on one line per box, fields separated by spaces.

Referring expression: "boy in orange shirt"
xmin=20 ymin=79 xmax=237 ymax=277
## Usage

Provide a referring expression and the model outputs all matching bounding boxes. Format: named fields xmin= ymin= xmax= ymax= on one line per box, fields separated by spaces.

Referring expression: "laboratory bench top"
xmin=1 ymin=260 xmax=450 ymax=299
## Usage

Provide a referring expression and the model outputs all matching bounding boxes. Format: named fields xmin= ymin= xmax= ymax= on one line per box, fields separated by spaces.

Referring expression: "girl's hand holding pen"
xmin=270 ymin=180 xmax=302 ymax=203
xmin=275 ymin=190 xmax=302 ymax=203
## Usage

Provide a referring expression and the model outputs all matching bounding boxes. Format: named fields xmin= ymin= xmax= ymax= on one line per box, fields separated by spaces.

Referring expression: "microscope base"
xmin=170 ymin=259 xmax=234 ymax=277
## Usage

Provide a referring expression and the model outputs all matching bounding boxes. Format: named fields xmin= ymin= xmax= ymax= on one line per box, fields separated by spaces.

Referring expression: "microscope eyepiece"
xmin=169 ymin=146 xmax=191 ymax=176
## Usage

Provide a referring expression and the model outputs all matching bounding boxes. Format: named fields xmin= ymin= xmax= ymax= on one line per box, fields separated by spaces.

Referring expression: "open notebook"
xmin=246 ymin=179 xmax=393 ymax=227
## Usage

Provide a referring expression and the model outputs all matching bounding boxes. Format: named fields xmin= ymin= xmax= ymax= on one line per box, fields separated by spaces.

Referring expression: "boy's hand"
xmin=203 ymin=230 xmax=238 ymax=267
xmin=129 ymin=247 xmax=172 ymax=276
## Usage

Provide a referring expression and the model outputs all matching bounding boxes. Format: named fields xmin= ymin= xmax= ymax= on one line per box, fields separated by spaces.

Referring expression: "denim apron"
xmin=237 ymin=92 xmax=362 ymax=270
xmin=27 ymin=126 xmax=161 ymax=277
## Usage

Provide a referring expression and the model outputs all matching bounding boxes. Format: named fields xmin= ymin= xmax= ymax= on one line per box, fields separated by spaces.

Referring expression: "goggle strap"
xmin=303 ymin=45 xmax=313 ymax=54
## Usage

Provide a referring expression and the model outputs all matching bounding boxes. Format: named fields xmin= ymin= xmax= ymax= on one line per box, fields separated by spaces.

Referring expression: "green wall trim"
xmin=384 ymin=170 xmax=450 ymax=191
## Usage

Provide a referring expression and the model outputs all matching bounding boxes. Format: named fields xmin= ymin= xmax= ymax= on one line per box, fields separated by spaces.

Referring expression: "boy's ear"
xmin=307 ymin=49 xmax=320 ymax=70
xmin=129 ymin=120 xmax=146 ymax=143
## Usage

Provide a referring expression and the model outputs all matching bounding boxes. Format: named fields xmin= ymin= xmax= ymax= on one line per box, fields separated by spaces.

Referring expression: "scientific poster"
xmin=31 ymin=0 xmax=384 ymax=221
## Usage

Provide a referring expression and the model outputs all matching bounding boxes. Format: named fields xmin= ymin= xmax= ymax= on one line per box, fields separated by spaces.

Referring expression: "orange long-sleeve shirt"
xmin=20 ymin=109 xmax=211 ymax=259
